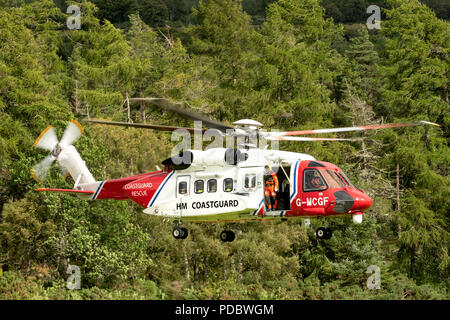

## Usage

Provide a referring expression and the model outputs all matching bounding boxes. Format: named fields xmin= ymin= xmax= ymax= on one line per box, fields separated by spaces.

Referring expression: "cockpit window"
xmin=321 ymin=170 xmax=347 ymax=189
xmin=338 ymin=171 xmax=356 ymax=189
xmin=303 ymin=169 xmax=327 ymax=192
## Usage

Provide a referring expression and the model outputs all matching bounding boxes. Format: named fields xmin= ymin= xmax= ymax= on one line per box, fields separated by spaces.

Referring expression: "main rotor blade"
xmin=266 ymin=136 xmax=362 ymax=142
xmin=129 ymin=98 xmax=233 ymax=132
xmin=86 ymin=119 xmax=207 ymax=134
xmin=33 ymin=126 xmax=58 ymax=151
xmin=60 ymin=120 xmax=84 ymax=147
xmin=274 ymin=121 xmax=440 ymax=136
xmin=31 ymin=154 xmax=56 ymax=182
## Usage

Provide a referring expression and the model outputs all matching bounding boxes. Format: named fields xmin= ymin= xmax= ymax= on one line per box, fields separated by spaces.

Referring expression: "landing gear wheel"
xmin=316 ymin=227 xmax=326 ymax=239
xmin=220 ymin=231 xmax=228 ymax=242
xmin=173 ymin=227 xmax=182 ymax=239
xmin=316 ymin=227 xmax=332 ymax=240
xmin=180 ymin=227 xmax=188 ymax=239
xmin=220 ymin=230 xmax=235 ymax=242
xmin=173 ymin=227 xmax=188 ymax=239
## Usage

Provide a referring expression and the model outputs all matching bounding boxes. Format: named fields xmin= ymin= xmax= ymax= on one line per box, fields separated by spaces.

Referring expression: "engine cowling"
xmin=162 ymin=148 xmax=247 ymax=169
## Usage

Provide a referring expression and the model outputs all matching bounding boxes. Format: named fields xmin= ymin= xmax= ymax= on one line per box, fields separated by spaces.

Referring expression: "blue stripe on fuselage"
xmin=93 ymin=181 xmax=105 ymax=199
xmin=253 ymin=198 xmax=264 ymax=216
xmin=148 ymin=171 xmax=174 ymax=208
xmin=290 ymin=160 xmax=300 ymax=200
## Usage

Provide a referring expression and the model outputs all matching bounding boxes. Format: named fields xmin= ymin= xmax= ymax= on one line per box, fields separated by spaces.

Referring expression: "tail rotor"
xmin=31 ymin=120 xmax=84 ymax=183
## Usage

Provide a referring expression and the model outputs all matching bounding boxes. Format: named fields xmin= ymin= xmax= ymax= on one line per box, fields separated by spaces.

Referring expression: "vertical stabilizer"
xmin=57 ymin=145 xmax=96 ymax=185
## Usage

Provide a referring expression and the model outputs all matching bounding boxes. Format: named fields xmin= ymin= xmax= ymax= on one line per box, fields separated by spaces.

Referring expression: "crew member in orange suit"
xmin=264 ymin=165 xmax=279 ymax=211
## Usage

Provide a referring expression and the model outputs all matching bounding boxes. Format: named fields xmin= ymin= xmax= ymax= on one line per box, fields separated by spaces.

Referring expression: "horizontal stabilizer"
xmin=35 ymin=188 xmax=94 ymax=194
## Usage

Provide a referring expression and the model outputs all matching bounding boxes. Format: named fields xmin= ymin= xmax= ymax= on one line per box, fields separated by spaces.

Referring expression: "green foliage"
xmin=84 ymin=0 xmax=450 ymax=26
xmin=0 ymin=0 xmax=448 ymax=300
xmin=0 ymin=270 xmax=164 ymax=299
xmin=92 ymin=0 xmax=188 ymax=27
xmin=378 ymin=0 xmax=449 ymax=120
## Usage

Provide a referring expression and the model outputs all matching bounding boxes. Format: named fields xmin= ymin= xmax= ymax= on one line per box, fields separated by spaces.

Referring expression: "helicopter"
xmin=31 ymin=98 xmax=439 ymax=242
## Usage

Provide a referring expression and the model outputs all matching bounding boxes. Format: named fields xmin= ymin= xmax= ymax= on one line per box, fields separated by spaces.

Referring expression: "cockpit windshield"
xmin=321 ymin=170 xmax=347 ymax=189
xmin=338 ymin=171 xmax=356 ymax=189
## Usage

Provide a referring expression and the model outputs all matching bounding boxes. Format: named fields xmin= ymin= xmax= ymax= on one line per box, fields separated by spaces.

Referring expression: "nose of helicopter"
xmin=356 ymin=191 xmax=373 ymax=211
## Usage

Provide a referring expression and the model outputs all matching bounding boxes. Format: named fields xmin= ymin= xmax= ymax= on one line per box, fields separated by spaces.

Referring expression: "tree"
xmin=126 ymin=13 xmax=194 ymax=121
xmin=189 ymin=0 xmax=252 ymax=83
xmin=92 ymin=0 xmax=139 ymax=25
xmin=345 ymin=26 xmax=380 ymax=101
xmin=237 ymin=0 xmax=346 ymax=163
xmin=0 ymin=1 xmax=71 ymax=209
xmin=375 ymin=0 xmax=449 ymax=283
xmin=68 ymin=5 xmax=135 ymax=117
xmin=137 ymin=0 xmax=169 ymax=27
xmin=378 ymin=0 xmax=449 ymax=120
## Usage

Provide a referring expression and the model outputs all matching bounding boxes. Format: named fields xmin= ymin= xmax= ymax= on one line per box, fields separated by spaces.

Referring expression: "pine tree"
xmin=189 ymin=0 xmax=252 ymax=86
xmin=376 ymin=0 xmax=449 ymax=283
xmin=345 ymin=26 xmax=380 ymax=101
xmin=68 ymin=4 xmax=135 ymax=117
xmin=378 ymin=0 xmax=449 ymax=120
xmin=239 ymin=0 xmax=346 ymax=163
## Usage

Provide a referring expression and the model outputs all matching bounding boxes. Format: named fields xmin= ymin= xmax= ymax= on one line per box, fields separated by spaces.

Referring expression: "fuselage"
xmin=79 ymin=148 xmax=373 ymax=223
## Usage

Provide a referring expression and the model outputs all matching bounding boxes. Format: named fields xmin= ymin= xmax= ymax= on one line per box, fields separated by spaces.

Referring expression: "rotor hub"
xmin=52 ymin=144 xmax=62 ymax=158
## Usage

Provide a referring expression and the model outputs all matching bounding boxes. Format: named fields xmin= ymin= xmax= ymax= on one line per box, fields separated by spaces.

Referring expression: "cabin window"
xmin=321 ymin=170 xmax=347 ymax=189
xmin=194 ymin=180 xmax=204 ymax=194
xmin=244 ymin=173 xmax=256 ymax=189
xmin=223 ymin=178 xmax=233 ymax=192
xmin=207 ymin=179 xmax=217 ymax=193
xmin=303 ymin=169 xmax=327 ymax=192
xmin=178 ymin=181 xmax=188 ymax=195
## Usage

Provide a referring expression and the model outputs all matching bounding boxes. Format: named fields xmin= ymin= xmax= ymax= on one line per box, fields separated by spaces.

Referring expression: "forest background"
xmin=0 ymin=0 xmax=448 ymax=299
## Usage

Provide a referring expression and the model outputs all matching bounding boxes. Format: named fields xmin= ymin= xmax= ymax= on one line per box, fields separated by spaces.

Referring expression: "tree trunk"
xmin=140 ymin=91 xmax=145 ymax=122
xmin=193 ymin=251 xmax=199 ymax=282
xmin=126 ymin=92 xmax=131 ymax=123
xmin=182 ymin=244 xmax=190 ymax=282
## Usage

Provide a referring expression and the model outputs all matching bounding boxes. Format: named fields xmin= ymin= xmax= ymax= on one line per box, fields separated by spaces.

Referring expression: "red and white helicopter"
xmin=32 ymin=98 xmax=439 ymax=242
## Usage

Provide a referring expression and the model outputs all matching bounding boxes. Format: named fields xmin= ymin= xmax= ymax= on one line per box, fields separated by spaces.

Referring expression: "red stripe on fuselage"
xmin=122 ymin=171 xmax=172 ymax=208
xmin=95 ymin=172 xmax=158 ymax=200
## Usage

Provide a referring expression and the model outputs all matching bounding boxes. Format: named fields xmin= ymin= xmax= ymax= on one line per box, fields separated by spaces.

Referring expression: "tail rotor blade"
xmin=31 ymin=154 xmax=56 ymax=182
xmin=33 ymin=126 xmax=58 ymax=151
xmin=57 ymin=162 xmax=70 ymax=179
xmin=60 ymin=120 xmax=84 ymax=147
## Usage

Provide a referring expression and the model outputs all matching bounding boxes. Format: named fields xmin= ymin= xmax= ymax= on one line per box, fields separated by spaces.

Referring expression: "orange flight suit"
xmin=265 ymin=171 xmax=279 ymax=210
